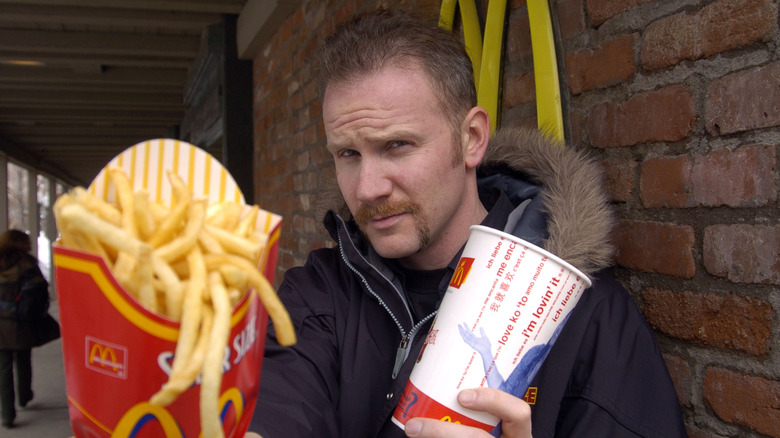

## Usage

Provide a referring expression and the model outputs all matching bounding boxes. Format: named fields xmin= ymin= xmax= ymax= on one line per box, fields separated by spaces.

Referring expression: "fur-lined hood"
xmin=317 ymin=127 xmax=616 ymax=278
xmin=481 ymin=127 xmax=615 ymax=276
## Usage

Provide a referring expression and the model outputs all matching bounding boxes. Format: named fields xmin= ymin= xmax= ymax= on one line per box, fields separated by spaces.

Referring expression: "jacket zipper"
xmin=335 ymin=227 xmax=438 ymax=379
xmin=392 ymin=311 xmax=436 ymax=378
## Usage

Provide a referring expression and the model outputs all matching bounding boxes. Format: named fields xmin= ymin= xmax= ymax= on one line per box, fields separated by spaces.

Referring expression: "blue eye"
xmin=388 ymin=140 xmax=409 ymax=149
xmin=339 ymin=149 xmax=359 ymax=158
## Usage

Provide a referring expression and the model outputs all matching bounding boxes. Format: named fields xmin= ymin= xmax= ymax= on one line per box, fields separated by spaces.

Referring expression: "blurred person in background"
xmin=0 ymin=229 xmax=54 ymax=428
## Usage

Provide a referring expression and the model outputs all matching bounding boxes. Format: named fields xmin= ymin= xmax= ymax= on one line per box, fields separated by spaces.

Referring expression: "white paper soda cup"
xmin=392 ymin=225 xmax=591 ymax=431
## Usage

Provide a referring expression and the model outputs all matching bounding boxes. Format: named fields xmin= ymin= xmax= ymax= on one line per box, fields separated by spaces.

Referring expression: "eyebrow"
xmin=326 ymin=128 xmax=419 ymax=150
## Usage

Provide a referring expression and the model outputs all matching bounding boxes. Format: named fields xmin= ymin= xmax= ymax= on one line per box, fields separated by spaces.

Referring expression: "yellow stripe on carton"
xmin=53 ymin=251 xmax=260 ymax=340
xmin=88 ymin=139 xmax=245 ymax=207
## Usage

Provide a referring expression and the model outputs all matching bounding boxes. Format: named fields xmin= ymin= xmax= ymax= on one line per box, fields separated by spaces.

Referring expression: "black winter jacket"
xmin=0 ymin=252 xmax=49 ymax=350
xmin=251 ymin=128 xmax=687 ymax=437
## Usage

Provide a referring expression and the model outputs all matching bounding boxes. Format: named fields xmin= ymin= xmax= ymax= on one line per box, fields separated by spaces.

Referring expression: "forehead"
xmin=322 ymin=65 xmax=442 ymax=135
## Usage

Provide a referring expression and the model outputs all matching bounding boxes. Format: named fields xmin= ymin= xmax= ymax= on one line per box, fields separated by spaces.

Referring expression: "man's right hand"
xmin=402 ymin=388 xmax=532 ymax=438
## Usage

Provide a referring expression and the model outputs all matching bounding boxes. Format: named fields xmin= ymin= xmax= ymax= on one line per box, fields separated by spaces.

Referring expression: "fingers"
xmin=404 ymin=388 xmax=532 ymax=438
xmin=458 ymin=388 xmax=532 ymax=438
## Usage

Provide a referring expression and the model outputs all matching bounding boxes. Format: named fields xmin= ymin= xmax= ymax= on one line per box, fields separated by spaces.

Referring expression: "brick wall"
xmin=251 ymin=0 xmax=779 ymax=436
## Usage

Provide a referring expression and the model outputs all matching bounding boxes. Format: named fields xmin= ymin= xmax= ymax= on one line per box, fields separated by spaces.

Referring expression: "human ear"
xmin=461 ymin=106 xmax=490 ymax=169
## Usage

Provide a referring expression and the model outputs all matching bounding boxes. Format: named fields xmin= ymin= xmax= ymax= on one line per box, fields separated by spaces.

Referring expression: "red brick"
xmin=310 ymin=99 xmax=322 ymax=121
xmin=640 ymin=155 xmax=691 ymax=208
xmin=568 ymin=109 xmax=585 ymax=149
xmin=585 ymin=0 xmax=652 ymax=27
xmin=556 ymin=0 xmax=586 ymax=39
xmin=692 ymin=145 xmax=777 ymax=207
xmin=503 ymin=71 xmax=536 ymax=108
xmin=663 ymin=354 xmax=692 ymax=406
xmin=311 ymin=140 xmax=329 ymax=166
xmin=332 ymin=0 xmax=357 ymax=27
xmin=703 ymin=224 xmax=780 ymax=285
xmin=506 ymin=12 xmax=532 ymax=63
xmin=641 ymin=0 xmax=774 ymax=71
xmin=643 ymin=288 xmax=772 ymax=355
xmin=565 ymin=34 xmax=636 ymax=95
xmin=587 ymin=86 xmax=695 ymax=148
xmin=703 ymin=367 xmax=780 ymax=437
xmin=706 ymin=63 xmax=780 ymax=135
xmin=295 ymin=150 xmax=310 ymax=172
xmin=302 ymin=124 xmax=315 ymax=147
xmin=302 ymin=81 xmax=318 ymax=106
xmin=601 ymin=158 xmax=636 ymax=202
xmin=614 ymin=220 xmax=695 ymax=278
xmin=640 ymin=145 xmax=778 ymax=208
xmin=389 ymin=0 xmax=439 ymax=18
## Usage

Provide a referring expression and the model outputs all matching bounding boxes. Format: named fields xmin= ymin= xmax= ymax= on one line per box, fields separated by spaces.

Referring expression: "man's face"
xmin=323 ymin=65 xmax=474 ymax=269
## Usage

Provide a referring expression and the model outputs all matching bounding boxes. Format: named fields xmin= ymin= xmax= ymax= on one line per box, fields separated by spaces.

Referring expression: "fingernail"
xmin=405 ymin=419 xmax=422 ymax=435
xmin=459 ymin=389 xmax=477 ymax=404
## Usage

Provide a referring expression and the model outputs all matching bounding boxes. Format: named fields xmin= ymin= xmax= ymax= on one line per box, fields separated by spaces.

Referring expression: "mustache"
xmin=353 ymin=200 xmax=421 ymax=227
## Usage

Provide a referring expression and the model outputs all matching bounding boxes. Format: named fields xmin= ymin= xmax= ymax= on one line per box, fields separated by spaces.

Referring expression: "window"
xmin=37 ymin=173 xmax=52 ymax=282
xmin=2 ymin=157 xmax=70 ymax=287
xmin=7 ymin=160 xmax=31 ymax=233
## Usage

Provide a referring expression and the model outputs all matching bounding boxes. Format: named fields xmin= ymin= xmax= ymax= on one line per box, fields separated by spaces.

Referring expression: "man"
xmin=250 ymin=8 xmax=686 ymax=438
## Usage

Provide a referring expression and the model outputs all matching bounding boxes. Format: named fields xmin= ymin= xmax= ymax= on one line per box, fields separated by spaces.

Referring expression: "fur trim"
xmin=482 ymin=127 xmax=616 ymax=276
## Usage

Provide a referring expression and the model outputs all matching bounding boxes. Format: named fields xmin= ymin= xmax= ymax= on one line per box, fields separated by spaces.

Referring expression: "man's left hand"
xmin=403 ymin=388 xmax=532 ymax=438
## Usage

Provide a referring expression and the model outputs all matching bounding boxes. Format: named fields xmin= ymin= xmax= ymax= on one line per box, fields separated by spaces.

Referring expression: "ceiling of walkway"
xmin=0 ymin=0 xmax=248 ymax=186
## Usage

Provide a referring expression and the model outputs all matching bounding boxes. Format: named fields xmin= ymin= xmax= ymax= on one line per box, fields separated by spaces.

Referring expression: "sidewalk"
xmin=5 ymin=308 xmax=73 ymax=437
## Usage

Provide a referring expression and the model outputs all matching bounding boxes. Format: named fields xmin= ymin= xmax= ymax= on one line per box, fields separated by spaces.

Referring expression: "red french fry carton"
xmin=53 ymin=139 xmax=282 ymax=438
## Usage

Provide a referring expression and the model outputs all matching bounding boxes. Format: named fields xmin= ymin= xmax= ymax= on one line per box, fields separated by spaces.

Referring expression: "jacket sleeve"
xmin=249 ymin=253 xmax=342 ymax=437
xmin=530 ymin=275 xmax=687 ymax=438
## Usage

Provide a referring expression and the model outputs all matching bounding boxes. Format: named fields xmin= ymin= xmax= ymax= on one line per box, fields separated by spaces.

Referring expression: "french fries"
xmin=53 ymin=167 xmax=295 ymax=437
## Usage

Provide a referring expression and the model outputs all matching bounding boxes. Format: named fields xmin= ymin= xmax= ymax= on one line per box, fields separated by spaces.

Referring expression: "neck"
xmin=400 ymin=194 xmax=488 ymax=271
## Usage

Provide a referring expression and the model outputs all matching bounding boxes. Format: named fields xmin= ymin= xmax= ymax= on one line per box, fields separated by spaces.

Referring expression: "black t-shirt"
xmin=392 ymin=187 xmax=515 ymax=323
xmin=393 ymin=264 xmax=447 ymax=321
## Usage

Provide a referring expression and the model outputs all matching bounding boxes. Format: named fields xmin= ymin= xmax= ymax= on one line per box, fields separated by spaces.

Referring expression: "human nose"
xmin=355 ymin=157 xmax=392 ymax=203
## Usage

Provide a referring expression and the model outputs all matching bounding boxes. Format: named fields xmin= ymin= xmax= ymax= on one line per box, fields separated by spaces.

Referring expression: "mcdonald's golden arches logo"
xmin=449 ymin=257 xmax=475 ymax=289
xmin=86 ymin=337 xmax=128 ymax=379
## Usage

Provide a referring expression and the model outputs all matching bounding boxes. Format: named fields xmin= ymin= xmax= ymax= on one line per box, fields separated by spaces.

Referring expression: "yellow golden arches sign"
xmin=439 ymin=0 xmax=564 ymax=142
xmin=527 ymin=0 xmax=564 ymax=142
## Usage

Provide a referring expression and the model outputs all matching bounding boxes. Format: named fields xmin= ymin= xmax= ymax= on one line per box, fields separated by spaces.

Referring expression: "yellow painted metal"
xmin=439 ymin=0 xmax=507 ymax=133
xmin=439 ymin=0 xmax=483 ymax=86
xmin=527 ymin=0 xmax=564 ymax=141
xmin=478 ymin=0 xmax=507 ymax=133
xmin=439 ymin=0 xmax=565 ymax=141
